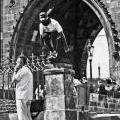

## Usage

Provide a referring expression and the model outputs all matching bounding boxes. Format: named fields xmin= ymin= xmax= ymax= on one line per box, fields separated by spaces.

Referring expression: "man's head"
xmin=16 ymin=55 xmax=27 ymax=68
xmin=39 ymin=12 xmax=48 ymax=21
xmin=98 ymin=81 xmax=102 ymax=86
xmin=39 ymin=12 xmax=50 ymax=26
xmin=82 ymin=77 xmax=87 ymax=83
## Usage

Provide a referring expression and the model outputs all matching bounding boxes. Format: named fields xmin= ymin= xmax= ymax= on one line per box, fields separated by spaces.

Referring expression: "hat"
xmin=39 ymin=12 xmax=47 ymax=18
xmin=112 ymin=80 xmax=116 ymax=84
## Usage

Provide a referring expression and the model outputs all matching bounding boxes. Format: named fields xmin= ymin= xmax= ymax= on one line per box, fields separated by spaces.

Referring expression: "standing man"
xmin=32 ymin=12 xmax=72 ymax=59
xmin=12 ymin=55 xmax=33 ymax=120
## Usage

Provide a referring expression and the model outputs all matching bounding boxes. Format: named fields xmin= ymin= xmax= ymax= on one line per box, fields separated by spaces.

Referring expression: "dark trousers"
xmin=42 ymin=31 xmax=69 ymax=52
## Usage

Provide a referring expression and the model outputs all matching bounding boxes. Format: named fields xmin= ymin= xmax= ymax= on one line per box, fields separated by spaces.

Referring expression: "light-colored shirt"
xmin=73 ymin=78 xmax=81 ymax=86
xmin=12 ymin=66 xmax=33 ymax=100
xmin=105 ymin=85 xmax=113 ymax=91
xmin=35 ymin=86 xmax=43 ymax=100
xmin=39 ymin=18 xmax=63 ymax=35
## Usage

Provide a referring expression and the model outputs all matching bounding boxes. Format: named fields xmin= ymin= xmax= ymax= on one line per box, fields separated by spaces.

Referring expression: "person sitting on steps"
xmin=32 ymin=12 xmax=72 ymax=59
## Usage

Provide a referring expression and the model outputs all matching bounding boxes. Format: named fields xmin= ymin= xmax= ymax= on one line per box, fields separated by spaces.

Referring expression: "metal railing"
xmin=0 ymin=53 xmax=51 ymax=99
xmin=0 ymin=53 xmax=49 ymax=113
xmin=88 ymin=93 xmax=120 ymax=114
xmin=0 ymin=60 xmax=15 ymax=100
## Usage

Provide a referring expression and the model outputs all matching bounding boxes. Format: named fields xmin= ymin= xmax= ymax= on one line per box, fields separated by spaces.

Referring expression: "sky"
xmin=87 ymin=29 xmax=110 ymax=78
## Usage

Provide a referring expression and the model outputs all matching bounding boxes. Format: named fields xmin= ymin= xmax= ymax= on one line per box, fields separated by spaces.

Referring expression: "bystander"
xmin=12 ymin=55 xmax=33 ymax=120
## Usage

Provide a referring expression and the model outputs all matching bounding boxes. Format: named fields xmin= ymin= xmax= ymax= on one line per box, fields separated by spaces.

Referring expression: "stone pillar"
xmin=43 ymin=65 xmax=77 ymax=120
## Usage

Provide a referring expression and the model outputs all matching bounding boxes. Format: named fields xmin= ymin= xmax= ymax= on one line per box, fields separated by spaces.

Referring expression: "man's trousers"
xmin=16 ymin=99 xmax=32 ymax=120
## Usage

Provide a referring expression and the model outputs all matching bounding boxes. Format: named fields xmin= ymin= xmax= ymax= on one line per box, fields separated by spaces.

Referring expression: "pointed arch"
xmin=10 ymin=0 xmax=117 ymax=79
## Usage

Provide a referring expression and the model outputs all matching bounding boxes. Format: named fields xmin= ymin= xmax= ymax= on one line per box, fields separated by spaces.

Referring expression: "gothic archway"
xmin=10 ymin=0 xmax=118 ymax=79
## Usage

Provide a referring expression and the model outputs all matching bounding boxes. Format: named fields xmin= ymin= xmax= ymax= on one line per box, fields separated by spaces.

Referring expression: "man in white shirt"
xmin=12 ymin=55 xmax=33 ymax=120
xmin=32 ymin=12 xmax=72 ymax=59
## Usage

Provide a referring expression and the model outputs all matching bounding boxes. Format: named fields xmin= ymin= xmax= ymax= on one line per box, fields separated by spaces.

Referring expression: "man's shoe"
xmin=51 ymin=51 xmax=58 ymax=58
xmin=47 ymin=51 xmax=52 ymax=59
xmin=47 ymin=51 xmax=58 ymax=59
xmin=65 ymin=46 xmax=73 ymax=53
xmin=47 ymin=55 xmax=52 ymax=59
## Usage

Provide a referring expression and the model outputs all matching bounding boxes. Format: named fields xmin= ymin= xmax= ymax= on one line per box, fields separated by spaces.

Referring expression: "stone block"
xmin=109 ymin=103 xmax=116 ymax=109
xmin=65 ymin=96 xmax=76 ymax=109
xmin=45 ymin=96 xmax=65 ymax=110
xmin=64 ymin=74 xmax=74 ymax=96
xmin=77 ymin=85 xmax=86 ymax=106
xmin=44 ymin=110 xmax=65 ymax=120
xmin=44 ymin=67 xmax=76 ymax=120
xmin=45 ymin=74 xmax=64 ymax=96
xmin=65 ymin=111 xmax=77 ymax=120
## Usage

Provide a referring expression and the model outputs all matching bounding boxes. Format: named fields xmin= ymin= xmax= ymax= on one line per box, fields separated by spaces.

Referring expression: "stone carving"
xmin=45 ymin=74 xmax=64 ymax=96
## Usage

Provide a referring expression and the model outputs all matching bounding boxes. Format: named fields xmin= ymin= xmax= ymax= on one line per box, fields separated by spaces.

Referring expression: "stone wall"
xmin=1 ymin=0 xmax=120 ymax=83
xmin=108 ymin=0 xmax=120 ymax=84
xmin=101 ymin=0 xmax=120 ymax=84
xmin=1 ymin=0 xmax=28 ymax=63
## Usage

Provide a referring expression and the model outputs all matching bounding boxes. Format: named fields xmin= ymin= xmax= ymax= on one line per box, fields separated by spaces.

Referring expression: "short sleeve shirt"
xmin=39 ymin=18 xmax=63 ymax=35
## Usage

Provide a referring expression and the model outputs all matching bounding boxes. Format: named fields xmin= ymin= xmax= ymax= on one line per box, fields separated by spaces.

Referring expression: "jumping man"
xmin=39 ymin=12 xmax=72 ymax=58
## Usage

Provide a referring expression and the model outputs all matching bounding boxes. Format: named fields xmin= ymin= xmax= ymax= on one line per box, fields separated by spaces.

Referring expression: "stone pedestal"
xmin=43 ymin=66 xmax=77 ymax=120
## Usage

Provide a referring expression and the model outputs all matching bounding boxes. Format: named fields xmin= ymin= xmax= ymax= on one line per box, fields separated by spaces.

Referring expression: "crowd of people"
xmin=89 ymin=78 xmax=120 ymax=100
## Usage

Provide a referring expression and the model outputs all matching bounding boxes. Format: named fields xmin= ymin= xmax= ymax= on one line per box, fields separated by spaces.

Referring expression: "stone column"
xmin=43 ymin=66 xmax=77 ymax=120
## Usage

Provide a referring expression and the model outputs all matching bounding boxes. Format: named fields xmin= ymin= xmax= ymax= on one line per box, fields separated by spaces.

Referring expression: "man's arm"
xmin=39 ymin=23 xmax=49 ymax=46
xmin=32 ymin=29 xmax=43 ymax=46
xmin=54 ymin=21 xmax=66 ymax=41
xmin=54 ymin=20 xmax=70 ymax=52
xmin=31 ymin=30 xmax=38 ymax=42
xmin=39 ymin=23 xmax=44 ymax=46
xmin=12 ymin=68 xmax=25 ymax=83
xmin=58 ymin=31 xmax=66 ymax=41
xmin=58 ymin=31 xmax=70 ymax=52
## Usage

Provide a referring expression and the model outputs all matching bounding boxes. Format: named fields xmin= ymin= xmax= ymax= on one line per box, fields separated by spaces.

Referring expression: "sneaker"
xmin=47 ymin=51 xmax=53 ymax=59
xmin=51 ymin=51 xmax=58 ymax=58
xmin=65 ymin=46 xmax=73 ymax=53
xmin=47 ymin=51 xmax=58 ymax=59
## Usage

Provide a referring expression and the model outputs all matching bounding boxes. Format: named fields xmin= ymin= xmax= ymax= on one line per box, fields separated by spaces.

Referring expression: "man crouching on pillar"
xmin=32 ymin=12 xmax=72 ymax=59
